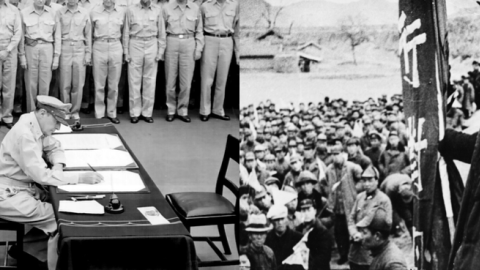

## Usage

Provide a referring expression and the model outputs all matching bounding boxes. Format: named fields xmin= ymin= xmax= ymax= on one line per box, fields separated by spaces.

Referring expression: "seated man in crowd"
xmin=266 ymin=205 xmax=304 ymax=270
xmin=241 ymin=213 xmax=277 ymax=270
xmin=283 ymin=154 xmax=303 ymax=189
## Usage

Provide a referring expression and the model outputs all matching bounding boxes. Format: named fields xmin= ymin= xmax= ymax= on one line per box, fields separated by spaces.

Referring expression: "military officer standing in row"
xmin=57 ymin=0 xmax=91 ymax=120
xmin=199 ymin=0 xmax=237 ymax=122
xmin=0 ymin=0 xmax=22 ymax=129
xmin=124 ymin=0 xmax=166 ymax=123
xmin=163 ymin=0 xmax=203 ymax=123
xmin=91 ymin=0 xmax=125 ymax=123
xmin=20 ymin=0 xmax=61 ymax=112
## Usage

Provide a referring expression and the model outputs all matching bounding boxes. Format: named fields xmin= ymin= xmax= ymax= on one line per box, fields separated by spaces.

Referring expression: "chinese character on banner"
xmin=407 ymin=116 xmax=428 ymax=193
xmin=398 ymin=11 xmax=426 ymax=89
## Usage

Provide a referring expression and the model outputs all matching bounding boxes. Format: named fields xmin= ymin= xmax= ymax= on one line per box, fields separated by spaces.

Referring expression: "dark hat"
xmin=346 ymin=137 xmax=360 ymax=146
xmin=295 ymin=171 xmax=318 ymax=186
xmin=356 ymin=207 xmax=392 ymax=232
xmin=473 ymin=60 xmax=479 ymax=65
xmin=304 ymin=141 xmax=315 ymax=150
xmin=36 ymin=95 xmax=72 ymax=126
xmin=298 ymin=198 xmax=316 ymax=209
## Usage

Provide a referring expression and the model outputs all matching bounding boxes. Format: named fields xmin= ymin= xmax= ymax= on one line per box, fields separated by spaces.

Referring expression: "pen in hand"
xmin=85 ymin=163 xmax=104 ymax=184
xmin=87 ymin=163 xmax=96 ymax=172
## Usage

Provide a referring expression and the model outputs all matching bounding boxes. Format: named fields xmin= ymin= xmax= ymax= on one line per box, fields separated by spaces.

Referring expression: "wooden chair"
xmin=0 ymin=219 xmax=23 ymax=269
xmin=166 ymin=135 xmax=239 ymax=267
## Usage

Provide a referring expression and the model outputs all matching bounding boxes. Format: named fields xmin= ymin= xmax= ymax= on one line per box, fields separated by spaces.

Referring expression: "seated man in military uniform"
xmin=0 ymin=96 xmax=103 ymax=270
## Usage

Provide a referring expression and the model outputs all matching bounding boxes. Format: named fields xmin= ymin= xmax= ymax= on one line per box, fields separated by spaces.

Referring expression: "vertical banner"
xmin=398 ymin=0 xmax=449 ymax=269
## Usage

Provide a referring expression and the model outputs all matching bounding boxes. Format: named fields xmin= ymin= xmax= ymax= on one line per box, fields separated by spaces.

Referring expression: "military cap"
xmin=254 ymin=187 xmax=267 ymax=200
xmin=298 ymin=198 xmax=316 ymax=209
xmin=361 ymin=166 xmax=379 ymax=179
xmin=36 ymin=95 xmax=72 ymax=126
xmin=265 ymin=177 xmax=281 ymax=187
xmin=245 ymin=152 xmax=255 ymax=160
xmin=295 ymin=171 xmax=318 ymax=186
xmin=387 ymin=114 xmax=397 ymax=123
xmin=245 ymin=214 xmax=273 ymax=232
xmin=254 ymin=145 xmax=266 ymax=152
xmin=331 ymin=145 xmax=343 ymax=154
xmin=368 ymin=130 xmax=382 ymax=140
xmin=346 ymin=137 xmax=360 ymax=146
xmin=363 ymin=117 xmax=373 ymax=125
xmin=296 ymin=137 xmax=304 ymax=145
xmin=286 ymin=124 xmax=298 ymax=132
xmin=356 ymin=207 xmax=392 ymax=232
xmin=267 ymin=205 xmax=288 ymax=220
xmin=305 ymin=124 xmax=315 ymax=132
xmin=304 ymin=141 xmax=315 ymax=150
xmin=290 ymin=154 xmax=302 ymax=164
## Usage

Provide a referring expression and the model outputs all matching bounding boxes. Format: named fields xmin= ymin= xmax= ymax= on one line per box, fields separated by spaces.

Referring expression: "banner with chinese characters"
xmin=398 ymin=0 xmax=449 ymax=269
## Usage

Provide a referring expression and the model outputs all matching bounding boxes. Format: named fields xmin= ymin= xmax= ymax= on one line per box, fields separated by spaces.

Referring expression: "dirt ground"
xmin=240 ymin=70 xmax=402 ymax=108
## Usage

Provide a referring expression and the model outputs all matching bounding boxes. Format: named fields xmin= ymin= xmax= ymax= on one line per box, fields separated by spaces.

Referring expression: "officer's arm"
xmin=156 ymin=6 xmax=166 ymax=60
xmin=123 ymin=8 xmax=131 ymax=58
xmin=233 ymin=2 xmax=239 ymax=63
xmin=7 ymin=8 xmax=22 ymax=52
xmin=19 ymin=11 xmax=27 ymax=66
xmin=10 ymin=134 xmax=79 ymax=186
xmin=194 ymin=6 xmax=204 ymax=55
xmin=53 ymin=10 xmax=61 ymax=66
xmin=84 ymin=11 xmax=92 ymax=64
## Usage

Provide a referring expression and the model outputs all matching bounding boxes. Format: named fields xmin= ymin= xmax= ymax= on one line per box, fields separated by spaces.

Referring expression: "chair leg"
xmin=217 ymin=224 xmax=231 ymax=255
xmin=17 ymin=226 xmax=24 ymax=270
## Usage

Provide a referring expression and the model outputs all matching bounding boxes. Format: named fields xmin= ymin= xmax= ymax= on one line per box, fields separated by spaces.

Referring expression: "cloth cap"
xmin=304 ymin=142 xmax=315 ymax=151
xmin=245 ymin=214 xmax=273 ymax=232
xmin=331 ymin=145 xmax=343 ymax=154
xmin=346 ymin=137 xmax=360 ymax=146
xmin=361 ymin=166 xmax=379 ymax=179
xmin=266 ymin=205 xmax=288 ymax=220
xmin=356 ymin=207 xmax=392 ymax=232
xmin=295 ymin=171 xmax=318 ymax=186
xmin=265 ymin=177 xmax=280 ymax=187
xmin=298 ymin=198 xmax=316 ymax=209
xmin=369 ymin=130 xmax=382 ymax=140
xmin=290 ymin=154 xmax=302 ymax=164
xmin=317 ymin=133 xmax=327 ymax=141
xmin=254 ymin=187 xmax=267 ymax=200
xmin=388 ymin=130 xmax=399 ymax=137
xmin=287 ymin=124 xmax=297 ymax=132
xmin=36 ymin=95 xmax=72 ymax=126
xmin=254 ymin=145 xmax=266 ymax=152
xmin=265 ymin=154 xmax=275 ymax=161
xmin=245 ymin=152 xmax=255 ymax=160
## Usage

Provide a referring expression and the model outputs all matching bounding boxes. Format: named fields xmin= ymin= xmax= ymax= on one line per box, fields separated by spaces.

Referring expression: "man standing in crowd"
xmin=163 ymin=0 xmax=203 ymax=123
xmin=20 ymin=0 xmax=61 ymax=112
xmin=357 ymin=207 xmax=407 ymax=270
xmin=347 ymin=137 xmax=372 ymax=170
xmin=90 ymin=0 xmax=125 ymax=124
xmin=0 ymin=0 xmax=21 ymax=129
xmin=242 ymin=213 xmax=276 ymax=270
xmin=198 ymin=0 xmax=238 ymax=122
xmin=124 ymin=0 xmax=166 ymax=124
xmin=57 ymin=0 xmax=91 ymax=120
xmin=326 ymin=145 xmax=362 ymax=265
xmin=348 ymin=166 xmax=392 ymax=270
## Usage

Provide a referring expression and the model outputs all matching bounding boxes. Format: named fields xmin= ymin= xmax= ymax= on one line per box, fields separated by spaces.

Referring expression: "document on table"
xmin=58 ymin=171 xmax=146 ymax=193
xmin=138 ymin=207 xmax=170 ymax=225
xmin=64 ymin=149 xmax=138 ymax=170
xmin=59 ymin=200 xmax=105 ymax=215
xmin=54 ymin=124 xmax=72 ymax=134
xmin=53 ymin=134 xmax=124 ymax=150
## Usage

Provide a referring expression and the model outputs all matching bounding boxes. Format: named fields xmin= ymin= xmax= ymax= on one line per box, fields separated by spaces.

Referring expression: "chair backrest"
xmin=215 ymin=135 xmax=239 ymax=198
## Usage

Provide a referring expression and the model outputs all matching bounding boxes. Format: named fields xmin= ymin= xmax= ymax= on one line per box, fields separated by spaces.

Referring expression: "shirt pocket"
xmin=24 ymin=18 xmax=39 ymax=36
xmin=41 ymin=19 xmax=56 ymax=35
xmin=148 ymin=15 xmax=157 ymax=33
xmin=185 ymin=15 xmax=197 ymax=31
xmin=73 ymin=15 xmax=86 ymax=35
xmin=223 ymin=9 xmax=235 ymax=28
xmin=204 ymin=12 xmax=217 ymax=27
xmin=166 ymin=14 xmax=180 ymax=30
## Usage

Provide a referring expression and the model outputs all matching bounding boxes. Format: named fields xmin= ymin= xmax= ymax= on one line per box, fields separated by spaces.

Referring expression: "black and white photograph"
xmin=239 ymin=0 xmax=480 ymax=270
xmin=0 ymin=0 xmax=239 ymax=269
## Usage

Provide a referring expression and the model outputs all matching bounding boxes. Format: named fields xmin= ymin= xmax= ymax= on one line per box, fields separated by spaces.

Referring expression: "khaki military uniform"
xmin=163 ymin=0 xmax=203 ymax=117
xmin=123 ymin=3 xmax=166 ymax=118
xmin=0 ymin=112 xmax=79 ymax=270
xmin=91 ymin=4 xmax=125 ymax=119
xmin=20 ymin=5 xmax=61 ymax=112
xmin=79 ymin=0 xmax=96 ymax=112
xmin=57 ymin=6 xmax=91 ymax=119
xmin=199 ymin=0 xmax=238 ymax=117
xmin=0 ymin=2 xmax=22 ymax=124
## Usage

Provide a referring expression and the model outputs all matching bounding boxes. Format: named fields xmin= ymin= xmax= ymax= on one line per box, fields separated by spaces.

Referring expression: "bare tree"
xmin=257 ymin=4 xmax=285 ymax=40
xmin=339 ymin=15 xmax=369 ymax=65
